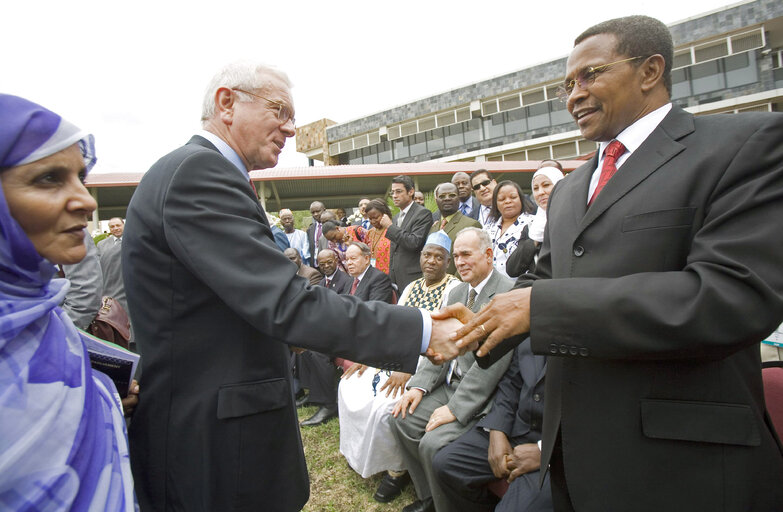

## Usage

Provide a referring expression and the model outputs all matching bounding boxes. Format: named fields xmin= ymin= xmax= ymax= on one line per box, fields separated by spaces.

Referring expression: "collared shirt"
xmin=468 ymin=271 xmax=493 ymax=302
xmin=352 ymin=265 xmax=371 ymax=285
xmin=587 ymin=103 xmax=672 ymax=202
xmin=397 ymin=201 xmax=414 ymax=226
xmin=198 ymin=130 xmax=249 ymax=181
xmin=459 ymin=198 xmax=473 ymax=216
xmin=478 ymin=204 xmax=493 ymax=227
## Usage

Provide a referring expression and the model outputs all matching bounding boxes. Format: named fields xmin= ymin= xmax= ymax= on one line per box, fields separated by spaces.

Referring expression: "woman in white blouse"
xmin=486 ymin=180 xmax=535 ymax=277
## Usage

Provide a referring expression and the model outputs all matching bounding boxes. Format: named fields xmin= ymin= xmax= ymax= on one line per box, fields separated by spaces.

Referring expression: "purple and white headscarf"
xmin=0 ymin=94 xmax=136 ymax=511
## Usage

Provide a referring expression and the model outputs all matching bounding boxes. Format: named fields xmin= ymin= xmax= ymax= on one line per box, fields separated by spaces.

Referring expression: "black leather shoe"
xmin=300 ymin=405 xmax=338 ymax=426
xmin=373 ymin=471 xmax=410 ymax=503
xmin=296 ymin=392 xmax=310 ymax=408
xmin=402 ymin=497 xmax=434 ymax=512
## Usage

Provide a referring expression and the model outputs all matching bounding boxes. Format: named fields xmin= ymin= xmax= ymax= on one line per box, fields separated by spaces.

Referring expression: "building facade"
xmin=297 ymin=0 xmax=783 ymax=167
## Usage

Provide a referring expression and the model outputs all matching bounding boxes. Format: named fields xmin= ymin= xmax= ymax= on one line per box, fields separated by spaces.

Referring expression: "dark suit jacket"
xmin=481 ymin=107 xmax=783 ymax=510
xmin=123 ymin=135 xmax=424 ymax=512
xmin=351 ymin=265 xmax=394 ymax=303
xmin=386 ymin=201 xmax=433 ymax=292
xmin=477 ymin=337 xmax=546 ymax=444
xmin=429 ymin=211 xmax=481 ymax=275
xmin=320 ymin=269 xmax=352 ymax=295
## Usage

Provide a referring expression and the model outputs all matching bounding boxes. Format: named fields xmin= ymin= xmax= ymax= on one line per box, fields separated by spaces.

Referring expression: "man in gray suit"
xmin=391 ymin=227 xmax=514 ymax=512
xmin=123 ymin=62 xmax=460 ymax=512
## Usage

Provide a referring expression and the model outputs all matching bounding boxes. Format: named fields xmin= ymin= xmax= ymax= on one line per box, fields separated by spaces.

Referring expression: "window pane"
xmin=409 ymin=133 xmax=427 ymax=157
xmin=427 ymin=128 xmax=445 ymax=152
xmin=394 ymin=139 xmax=409 ymax=159
xmin=549 ymin=99 xmax=572 ymax=126
xmin=691 ymin=60 xmax=725 ymax=95
xmin=527 ymin=102 xmax=550 ymax=130
xmin=671 ymin=68 xmax=691 ymax=100
xmin=505 ymin=108 xmax=527 ymax=135
xmin=464 ymin=119 xmax=482 ymax=144
xmin=445 ymin=124 xmax=464 ymax=148
xmin=362 ymin=146 xmax=378 ymax=164
xmin=483 ymin=113 xmax=505 ymax=139
xmin=725 ymin=52 xmax=757 ymax=88
xmin=378 ymin=141 xmax=393 ymax=163
xmin=349 ymin=150 xmax=362 ymax=165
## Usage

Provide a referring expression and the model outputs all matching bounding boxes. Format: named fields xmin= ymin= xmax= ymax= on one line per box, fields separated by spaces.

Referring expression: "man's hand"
xmin=488 ymin=430 xmax=512 ymax=479
xmin=429 ymin=304 xmax=476 ymax=363
xmin=392 ymin=388 xmax=424 ymax=419
xmin=426 ymin=405 xmax=456 ymax=432
xmin=379 ymin=214 xmax=393 ymax=229
xmin=506 ymin=443 xmax=541 ymax=483
xmin=379 ymin=371 xmax=411 ymax=398
xmin=425 ymin=315 xmax=464 ymax=364
xmin=341 ymin=362 xmax=368 ymax=379
xmin=122 ymin=380 xmax=140 ymax=417
xmin=451 ymin=288 xmax=532 ymax=357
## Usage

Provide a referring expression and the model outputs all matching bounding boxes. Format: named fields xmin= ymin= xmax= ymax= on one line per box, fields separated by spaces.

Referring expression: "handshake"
xmin=424 ymin=288 xmax=532 ymax=365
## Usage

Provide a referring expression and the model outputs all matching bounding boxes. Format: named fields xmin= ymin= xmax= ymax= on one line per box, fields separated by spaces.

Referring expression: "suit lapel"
xmin=578 ymin=107 xmax=693 ymax=232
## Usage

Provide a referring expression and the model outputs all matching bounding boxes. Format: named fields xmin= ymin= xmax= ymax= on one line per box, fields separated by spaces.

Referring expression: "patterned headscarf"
xmin=0 ymin=95 xmax=136 ymax=510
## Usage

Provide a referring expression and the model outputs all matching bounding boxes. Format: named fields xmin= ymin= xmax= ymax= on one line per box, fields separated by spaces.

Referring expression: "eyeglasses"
xmin=472 ymin=179 xmax=492 ymax=191
xmin=556 ymin=56 xmax=644 ymax=102
xmin=232 ymin=88 xmax=296 ymax=126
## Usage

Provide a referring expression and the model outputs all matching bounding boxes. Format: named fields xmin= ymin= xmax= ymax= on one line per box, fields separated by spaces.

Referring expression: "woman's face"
xmin=366 ymin=208 xmax=383 ymax=230
xmin=495 ymin=184 xmax=523 ymax=220
xmin=325 ymin=227 xmax=343 ymax=243
xmin=1 ymin=145 xmax=97 ymax=264
xmin=532 ymin=175 xmax=555 ymax=210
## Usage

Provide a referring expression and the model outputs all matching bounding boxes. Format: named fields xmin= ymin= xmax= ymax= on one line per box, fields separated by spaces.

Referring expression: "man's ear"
xmin=639 ymin=54 xmax=666 ymax=93
xmin=215 ymin=87 xmax=235 ymax=125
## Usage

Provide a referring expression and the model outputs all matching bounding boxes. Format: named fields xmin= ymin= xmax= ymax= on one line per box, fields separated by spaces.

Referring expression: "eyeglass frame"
xmin=556 ymin=56 xmax=645 ymax=102
xmin=231 ymin=88 xmax=296 ymax=126
xmin=472 ymin=179 xmax=493 ymax=191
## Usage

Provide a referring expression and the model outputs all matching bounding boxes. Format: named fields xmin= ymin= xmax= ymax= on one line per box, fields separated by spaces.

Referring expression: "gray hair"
xmin=201 ymin=61 xmax=292 ymax=123
xmin=455 ymin=227 xmax=492 ymax=252
xmin=349 ymin=241 xmax=372 ymax=258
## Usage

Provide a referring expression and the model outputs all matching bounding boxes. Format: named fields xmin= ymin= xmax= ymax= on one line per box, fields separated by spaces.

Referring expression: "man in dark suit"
xmin=438 ymin=15 xmax=783 ymax=512
xmin=381 ymin=175 xmax=433 ymax=292
xmin=123 ymin=62 xmax=461 ymax=512
xmin=392 ymin=228 xmax=514 ymax=512
xmin=306 ymin=200 xmax=325 ymax=269
xmin=433 ymin=172 xmax=481 ymax=223
xmin=317 ymin=248 xmax=351 ymax=294
xmin=345 ymin=242 xmax=394 ymax=303
xmin=433 ymin=338 xmax=550 ymax=512
xmin=429 ymin=182 xmax=481 ymax=276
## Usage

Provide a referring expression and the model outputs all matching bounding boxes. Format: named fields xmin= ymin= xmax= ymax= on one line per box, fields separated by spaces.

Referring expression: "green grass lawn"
xmin=297 ymin=405 xmax=418 ymax=511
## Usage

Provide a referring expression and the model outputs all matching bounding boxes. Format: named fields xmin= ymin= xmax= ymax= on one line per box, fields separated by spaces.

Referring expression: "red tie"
xmin=589 ymin=140 xmax=626 ymax=205
xmin=440 ymin=217 xmax=448 ymax=230
xmin=350 ymin=277 xmax=360 ymax=295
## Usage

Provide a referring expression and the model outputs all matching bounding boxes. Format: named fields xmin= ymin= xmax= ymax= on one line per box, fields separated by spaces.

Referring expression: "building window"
xmin=483 ymin=113 xmax=505 ymax=140
xmin=671 ymin=68 xmax=691 ymax=100
xmin=378 ymin=141 xmax=393 ymax=163
xmin=505 ymin=108 xmax=527 ymax=135
xmin=445 ymin=124 xmax=465 ymax=148
xmin=394 ymin=139 xmax=409 ymax=159
xmin=724 ymin=52 xmax=757 ymax=88
xmin=549 ymin=99 xmax=572 ymax=126
xmin=463 ymin=119 xmax=482 ymax=144
xmin=427 ymin=128 xmax=445 ymax=152
xmin=526 ymin=102 xmax=550 ymax=130
xmin=409 ymin=133 xmax=427 ymax=157
xmin=690 ymin=59 xmax=725 ymax=95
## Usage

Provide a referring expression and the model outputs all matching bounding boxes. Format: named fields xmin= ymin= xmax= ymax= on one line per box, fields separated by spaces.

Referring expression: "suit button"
xmin=533 ymin=393 xmax=542 ymax=402
xmin=573 ymin=246 xmax=585 ymax=257
xmin=579 ymin=348 xmax=589 ymax=357
xmin=549 ymin=344 xmax=558 ymax=354
xmin=559 ymin=345 xmax=568 ymax=354
xmin=569 ymin=346 xmax=578 ymax=355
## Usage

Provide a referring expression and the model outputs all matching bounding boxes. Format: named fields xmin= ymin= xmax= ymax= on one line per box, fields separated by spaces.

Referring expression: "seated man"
xmin=432 ymin=338 xmax=551 ymax=512
xmin=296 ymin=250 xmax=351 ymax=426
xmin=344 ymin=242 xmax=392 ymax=303
xmin=284 ymin=248 xmax=322 ymax=286
xmin=391 ymin=227 xmax=514 ymax=512
xmin=338 ymin=232 xmax=460 ymax=502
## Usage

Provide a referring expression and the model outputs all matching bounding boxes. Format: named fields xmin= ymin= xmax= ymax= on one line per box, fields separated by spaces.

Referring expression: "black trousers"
xmin=296 ymin=350 xmax=338 ymax=406
xmin=432 ymin=427 xmax=553 ymax=512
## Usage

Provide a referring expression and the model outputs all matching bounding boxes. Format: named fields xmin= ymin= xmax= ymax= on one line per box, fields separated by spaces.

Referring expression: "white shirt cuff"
xmin=419 ymin=308 xmax=432 ymax=354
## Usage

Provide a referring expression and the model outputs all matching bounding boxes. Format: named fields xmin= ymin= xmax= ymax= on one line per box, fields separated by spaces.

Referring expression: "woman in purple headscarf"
xmin=0 ymin=94 xmax=136 ymax=511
